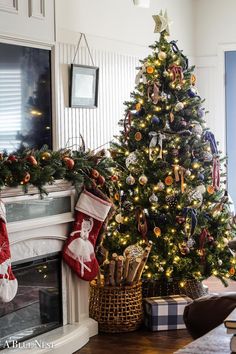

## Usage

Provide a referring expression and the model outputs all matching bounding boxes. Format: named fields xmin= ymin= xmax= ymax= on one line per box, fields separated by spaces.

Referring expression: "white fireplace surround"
xmin=0 ymin=181 xmax=98 ymax=354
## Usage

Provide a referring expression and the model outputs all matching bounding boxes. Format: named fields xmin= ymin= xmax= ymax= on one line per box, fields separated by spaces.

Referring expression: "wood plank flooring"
xmin=74 ymin=277 xmax=236 ymax=354
xmin=75 ymin=327 xmax=193 ymax=354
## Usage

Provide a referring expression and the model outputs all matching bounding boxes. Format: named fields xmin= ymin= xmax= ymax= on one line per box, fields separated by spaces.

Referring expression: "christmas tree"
xmin=104 ymin=11 xmax=236 ymax=286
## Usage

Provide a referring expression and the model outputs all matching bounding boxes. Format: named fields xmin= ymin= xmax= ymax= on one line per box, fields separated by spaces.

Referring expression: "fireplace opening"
xmin=0 ymin=252 xmax=63 ymax=349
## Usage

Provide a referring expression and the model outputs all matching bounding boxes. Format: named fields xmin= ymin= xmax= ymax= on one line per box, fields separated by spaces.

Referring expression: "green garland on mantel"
xmin=0 ymin=146 xmax=113 ymax=197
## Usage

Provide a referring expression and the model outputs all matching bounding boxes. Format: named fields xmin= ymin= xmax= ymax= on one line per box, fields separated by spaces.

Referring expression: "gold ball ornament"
xmin=191 ymin=74 xmax=196 ymax=85
xmin=135 ymin=102 xmax=142 ymax=111
xmin=115 ymin=214 xmax=124 ymax=224
xmin=158 ymin=51 xmax=167 ymax=60
xmin=154 ymin=227 xmax=161 ymax=237
xmin=139 ymin=174 xmax=148 ymax=185
xmin=165 ymin=176 xmax=174 ymax=186
xmin=41 ymin=152 xmax=51 ymax=160
xmin=135 ymin=132 xmax=142 ymax=141
xmin=114 ymin=192 xmax=120 ymax=201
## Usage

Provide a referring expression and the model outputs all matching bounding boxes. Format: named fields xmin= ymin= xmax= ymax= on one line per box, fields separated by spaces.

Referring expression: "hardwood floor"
xmin=74 ymin=277 xmax=236 ymax=354
xmin=75 ymin=327 xmax=193 ymax=354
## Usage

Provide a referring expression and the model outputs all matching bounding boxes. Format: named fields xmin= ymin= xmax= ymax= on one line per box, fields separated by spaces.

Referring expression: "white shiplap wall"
xmin=55 ymin=43 xmax=140 ymax=151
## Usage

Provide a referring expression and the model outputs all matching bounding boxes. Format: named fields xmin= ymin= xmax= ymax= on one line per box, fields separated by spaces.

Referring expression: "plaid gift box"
xmin=144 ymin=294 xmax=192 ymax=331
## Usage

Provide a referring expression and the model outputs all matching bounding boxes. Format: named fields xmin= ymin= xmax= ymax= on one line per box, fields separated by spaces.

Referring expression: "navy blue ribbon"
xmin=204 ymin=131 xmax=218 ymax=155
xmin=183 ymin=207 xmax=197 ymax=236
xmin=170 ymin=40 xmax=189 ymax=70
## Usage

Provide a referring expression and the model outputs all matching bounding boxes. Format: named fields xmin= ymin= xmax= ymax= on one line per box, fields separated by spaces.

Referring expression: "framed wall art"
xmin=70 ymin=64 xmax=99 ymax=108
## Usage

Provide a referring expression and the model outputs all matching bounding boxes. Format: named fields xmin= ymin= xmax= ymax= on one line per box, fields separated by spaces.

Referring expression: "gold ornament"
xmin=191 ymin=74 xmax=196 ymax=85
xmin=154 ymin=227 xmax=161 ymax=237
xmin=115 ymin=214 xmax=124 ymax=224
xmin=139 ymin=174 xmax=148 ymax=185
xmin=41 ymin=152 xmax=51 ymax=160
xmin=135 ymin=102 xmax=142 ymax=111
xmin=114 ymin=192 xmax=120 ymax=201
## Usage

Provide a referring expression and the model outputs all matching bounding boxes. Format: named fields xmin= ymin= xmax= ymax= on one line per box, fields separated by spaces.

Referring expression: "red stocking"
xmin=0 ymin=200 xmax=18 ymax=302
xmin=62 ymin=190 xmax=111 ymax=281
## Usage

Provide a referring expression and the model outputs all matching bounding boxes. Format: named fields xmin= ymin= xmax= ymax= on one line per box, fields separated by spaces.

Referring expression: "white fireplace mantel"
xmin=0 ymin=181 xmax=98 ymax=353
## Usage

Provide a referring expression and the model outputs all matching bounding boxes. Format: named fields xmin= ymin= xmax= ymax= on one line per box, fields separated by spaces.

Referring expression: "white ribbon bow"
xmin=135 ymin=64 xmax=148 ymax=85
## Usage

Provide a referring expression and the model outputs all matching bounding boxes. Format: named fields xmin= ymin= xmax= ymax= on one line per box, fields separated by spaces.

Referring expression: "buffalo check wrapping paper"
xmin=144 ymin=295 xmax=193 ymax=331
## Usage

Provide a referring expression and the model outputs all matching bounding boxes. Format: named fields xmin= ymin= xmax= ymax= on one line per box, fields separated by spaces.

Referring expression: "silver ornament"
xmin=157 ymin=181 xmax=165 ymax=191
xmin=218 ymin=259 xmax=223 ymax=266
xmin=126 ymin=174 xmax=135 ymax=185
xmin=175 ymin=102 xmax=184 ymax=112
xmin=123 ymin=244 xmax=144 ymax=261
xmin=187 ymin=238 xmax=196 ymax=248
xmin=188 ymin=188 xmax=203 ymax=208
xmin=202 ymin=151 xmax=213 ymax=162
xmin=185 ymin=169 xmax=191 ymax=177
xmin=191 ymin=122 xmax=203 ymax=136
xmin=149 ymin=193 xmax=158 ymax=204
xmin=125 ymin=151 xmax=138 ymax=170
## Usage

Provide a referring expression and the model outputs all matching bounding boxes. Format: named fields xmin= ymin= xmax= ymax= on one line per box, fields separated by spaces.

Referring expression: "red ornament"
xmin=22 ymin=172 xmax=31 ymax=184
xmin=26 ymin=155 xmax=37 ymax=166
xmin=97 ymin=175 xmax=105 ymax=186
xmin=111 ymin=175 xmax=119 ymax=182
xmin=91 ymin=169 xmax=100 ymax=179
xmin=7 ymin=155 xmax=18 ymax=163
xmin=176 ymin=216 xmax=185 ymax=224
xmin=63 ymin=157 xmax=75 ymax=170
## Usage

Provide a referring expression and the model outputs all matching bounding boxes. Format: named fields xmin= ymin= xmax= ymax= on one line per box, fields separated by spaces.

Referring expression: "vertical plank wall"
xmin=55 ymin=43 xmax=140 ymax=151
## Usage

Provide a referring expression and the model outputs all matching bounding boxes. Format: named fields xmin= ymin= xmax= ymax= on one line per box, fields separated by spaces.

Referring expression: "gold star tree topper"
xmin=153 ymin=10 xmax=171 ymax=35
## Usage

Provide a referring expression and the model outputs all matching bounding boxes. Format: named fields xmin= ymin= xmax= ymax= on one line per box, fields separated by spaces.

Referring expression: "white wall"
xmin=55 ymin=0 xmax=195 ymax=149
xmin=56 ymin=0 xmax=195 ymax=56
xmin=193 ymin=0 xmax=236 ymax=154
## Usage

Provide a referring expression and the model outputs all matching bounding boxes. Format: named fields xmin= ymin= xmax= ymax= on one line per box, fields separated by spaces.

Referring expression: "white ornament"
xmin=185 ymin=169 xmax=191 ymax=177
xmin=191 ymin=122 xmax=203 ymax=136
xmin=115 ymin=214 xmax=124 ymax=224
xmin=218 ymin=259 xmax=223 ymax=266
xmin=196 ymin=185 xmax=206 ymax=194
xmin=125 ymin=151 xmax=138 ymax=170
xmin=158 ymin=51 xmax=167 ymax=60
xmin=157 ymin=181 xmax=165 ymax=191
xmin=175 ymin=102 xmax=184 ymax=112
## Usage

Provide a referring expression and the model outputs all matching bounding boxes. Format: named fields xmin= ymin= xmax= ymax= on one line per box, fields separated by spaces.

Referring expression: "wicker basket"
xmin=89 ymin=281 xmax=143 ymax=333
xmin=142 ymin=278 xmax=208 ymax=300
